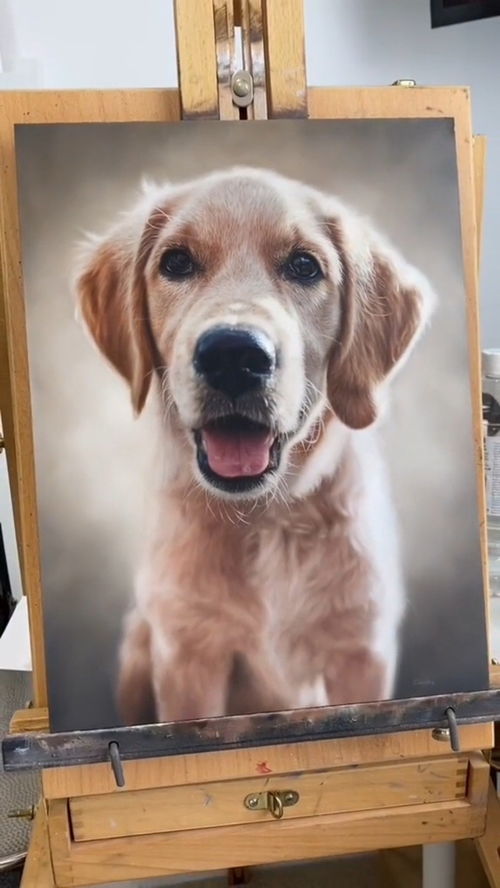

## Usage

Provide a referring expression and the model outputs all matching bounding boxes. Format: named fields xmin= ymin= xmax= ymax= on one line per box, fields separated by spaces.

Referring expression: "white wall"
xmin=305 ymin=0 xmax=500 ymax=346
xmin=1 ymin=0 xmax=497 ymax=337
xmin=0 ymin=0 xmax=499 ymax=598
xmin=0 ymin=0 xmax=177 ymax=87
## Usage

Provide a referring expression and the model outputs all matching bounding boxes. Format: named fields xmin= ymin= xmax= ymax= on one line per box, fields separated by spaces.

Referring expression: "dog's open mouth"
xmin=194 ymin=415 xmax=281 ymax=493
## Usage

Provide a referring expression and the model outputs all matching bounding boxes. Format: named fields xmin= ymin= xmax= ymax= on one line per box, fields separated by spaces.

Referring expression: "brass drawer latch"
xmin=244 ymin=790 xmax=299 ymax=819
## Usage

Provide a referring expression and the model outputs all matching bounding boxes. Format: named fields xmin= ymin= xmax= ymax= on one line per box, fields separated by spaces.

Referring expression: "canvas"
xmin=14 ymin=118 xmax=489 ymax=733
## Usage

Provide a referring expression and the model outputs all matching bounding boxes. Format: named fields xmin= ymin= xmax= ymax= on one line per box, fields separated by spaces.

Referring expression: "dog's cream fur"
xmin=75 ymin=166 xmax=435 ymax=724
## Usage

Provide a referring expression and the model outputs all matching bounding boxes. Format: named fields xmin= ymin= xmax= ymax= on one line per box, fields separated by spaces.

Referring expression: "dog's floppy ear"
xmin=75 ymin=200 xmax=162 ymax=414
xmin=326 ymin=214 xmax=436 ymax=430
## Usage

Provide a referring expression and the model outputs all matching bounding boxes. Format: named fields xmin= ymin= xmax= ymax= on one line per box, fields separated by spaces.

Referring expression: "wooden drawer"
xmin=68 ymin=755 xmax=468 ymax=842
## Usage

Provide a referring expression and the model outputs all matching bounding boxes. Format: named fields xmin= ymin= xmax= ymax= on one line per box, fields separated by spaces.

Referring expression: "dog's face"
xmin=76 ymin=167 xmax=434 ymax=500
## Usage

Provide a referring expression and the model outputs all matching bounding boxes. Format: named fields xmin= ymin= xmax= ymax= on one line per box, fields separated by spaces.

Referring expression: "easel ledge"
xmin=0 ymin=1 xmax=498 ymax=885
xmin=3 ymin=690 xmax=500 ymax=773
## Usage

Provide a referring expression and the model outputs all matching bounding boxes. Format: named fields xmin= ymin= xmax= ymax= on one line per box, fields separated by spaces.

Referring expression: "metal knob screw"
xmin=8 ymin=806 xmax=36 ymax=820
xmin=431 ymin=708 xmax=460 ymax=752
xmin=432 ymin=727 xmax=450 ymax=742
xmin=232 ymin=76 xmax=251 ymax=98
xmin=231 ymin=70 xmax=253 ymax=107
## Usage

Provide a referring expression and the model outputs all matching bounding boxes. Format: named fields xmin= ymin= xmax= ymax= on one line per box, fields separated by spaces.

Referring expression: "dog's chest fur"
xmin=140 ymin=428 xmax=403 ymax=714
xmin=245 ymin=469 xmax=375 ymax=665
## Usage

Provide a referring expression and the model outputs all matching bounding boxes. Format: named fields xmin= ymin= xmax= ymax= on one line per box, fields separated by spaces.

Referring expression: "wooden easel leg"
xmin=20 ymin=803 xmax=55 ymax=888
xmin=475 ymin=778 xmax=500 ymax=888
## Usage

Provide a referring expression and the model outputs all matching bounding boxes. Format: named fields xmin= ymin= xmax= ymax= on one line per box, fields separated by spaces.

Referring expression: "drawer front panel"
xmin=69 ymin=755 xmax=468 ymax=841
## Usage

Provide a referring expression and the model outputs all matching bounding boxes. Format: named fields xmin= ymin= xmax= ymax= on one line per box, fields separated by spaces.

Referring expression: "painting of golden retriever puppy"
xmin=15 ymin=120 xmax=489 ymax=733
xmin=75 ymin=166 xmax=435 ymax=725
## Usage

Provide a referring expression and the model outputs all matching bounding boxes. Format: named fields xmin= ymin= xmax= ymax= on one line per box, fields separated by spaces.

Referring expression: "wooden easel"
xmin=1 ymin=2 xmax=499 ymax=886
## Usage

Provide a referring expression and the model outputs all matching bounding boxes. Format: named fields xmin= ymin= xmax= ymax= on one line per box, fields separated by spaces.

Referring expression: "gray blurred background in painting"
xmin=15 ymin=119 xmax=489 ymax=731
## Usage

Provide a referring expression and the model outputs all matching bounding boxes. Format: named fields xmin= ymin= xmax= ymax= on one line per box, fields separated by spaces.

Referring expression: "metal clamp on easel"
xmin=176 ymin=0 xmax=307 ymax=120
xmin=432 ymin=707 xmax=461 ymax=752
xmin=108 ymin=741 xmax=125 ymax=788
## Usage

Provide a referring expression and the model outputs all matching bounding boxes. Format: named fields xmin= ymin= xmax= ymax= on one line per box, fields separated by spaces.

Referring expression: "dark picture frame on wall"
xmin=431 ymin=0 xmax=500 ymax=27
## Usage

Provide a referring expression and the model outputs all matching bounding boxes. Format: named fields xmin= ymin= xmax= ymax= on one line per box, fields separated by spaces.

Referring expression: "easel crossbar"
xmin=3 ymin=689 xmax=499 ymax=772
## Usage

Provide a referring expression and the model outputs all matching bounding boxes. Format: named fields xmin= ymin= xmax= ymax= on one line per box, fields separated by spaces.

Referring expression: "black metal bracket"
xmin=2 ymin=688 xmax=499 ymax=773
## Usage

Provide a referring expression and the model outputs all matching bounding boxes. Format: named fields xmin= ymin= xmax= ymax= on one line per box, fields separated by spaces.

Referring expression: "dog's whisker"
xmin=203 ymin=490 xmax=217 ymax=520
xmin=234 ymin=507 xmax=251 ymax=526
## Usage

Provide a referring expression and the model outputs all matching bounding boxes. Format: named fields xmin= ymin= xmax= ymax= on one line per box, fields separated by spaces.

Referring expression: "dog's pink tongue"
xmin=202 ymin=428 xmax=273 ymax=478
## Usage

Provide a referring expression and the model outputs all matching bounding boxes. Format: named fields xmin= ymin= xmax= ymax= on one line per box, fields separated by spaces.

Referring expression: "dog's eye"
xmin=285 ymin=251 xmax=322 ymax=283
xmin=159 ymin=249 xmax=196 ymax=279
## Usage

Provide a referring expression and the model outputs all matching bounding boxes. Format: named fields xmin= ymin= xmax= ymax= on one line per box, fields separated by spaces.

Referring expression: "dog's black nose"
xmin=194 ymin=326 xmax=276 ymax=398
